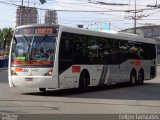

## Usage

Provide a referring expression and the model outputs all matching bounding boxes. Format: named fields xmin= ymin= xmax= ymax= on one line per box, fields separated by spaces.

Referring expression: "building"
xmin=121 ymin=25 xmax=160 ymax=39
xmin=121 ymin=25 xmax=160 ymax=64
xmin=16 ymin=6 xmax=38 ymax=26
xmin=45 ymin=10 xmax=58 ymax=24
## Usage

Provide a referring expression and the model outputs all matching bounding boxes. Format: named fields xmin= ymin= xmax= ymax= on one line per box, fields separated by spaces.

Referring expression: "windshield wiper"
xmin=22 ymin=35 xmax=30 ymax=44
xmin=13 ymin=36 xmax=17 ymax=44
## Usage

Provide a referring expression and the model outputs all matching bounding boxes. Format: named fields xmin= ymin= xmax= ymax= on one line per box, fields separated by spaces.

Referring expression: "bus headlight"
xmin=45 ymin=69 xmax=53 ymax=76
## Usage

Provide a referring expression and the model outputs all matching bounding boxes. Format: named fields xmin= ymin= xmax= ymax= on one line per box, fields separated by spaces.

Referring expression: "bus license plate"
xmin=25 ymin=78 xmax=33 ymax=81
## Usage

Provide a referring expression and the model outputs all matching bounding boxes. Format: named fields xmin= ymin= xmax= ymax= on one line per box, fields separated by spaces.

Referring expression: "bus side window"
xmin=72 ymin=34 xmax=89 ymax=64
xmin=119 ymin=40 xmax=129 ymax=63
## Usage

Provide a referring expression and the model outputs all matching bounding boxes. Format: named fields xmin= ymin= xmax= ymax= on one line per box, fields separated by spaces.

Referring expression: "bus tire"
xmin=129 ymin=70 xmax=137 ymax=86
xmin=138 ymin=69 xmax=144 ymax=85
xmin=78 ymin=70 xmax=90 ymax=92
xmin=39 ymin=88 xmax=46 ymax=92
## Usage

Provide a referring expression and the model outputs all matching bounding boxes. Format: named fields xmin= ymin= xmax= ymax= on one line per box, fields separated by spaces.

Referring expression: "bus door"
xmin=59 ymin=36 xmax=78 ymax=88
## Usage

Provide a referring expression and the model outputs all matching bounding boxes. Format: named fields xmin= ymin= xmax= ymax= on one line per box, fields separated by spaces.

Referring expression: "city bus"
xmin=8 ymin=24 xmax=157 ymax=92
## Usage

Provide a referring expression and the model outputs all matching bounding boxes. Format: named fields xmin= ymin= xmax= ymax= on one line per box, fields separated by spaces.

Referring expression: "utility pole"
xmin=22 ymin=0 xmax=23 ymax=6
xmin=134 ymin=0 xmax=136 ymax=34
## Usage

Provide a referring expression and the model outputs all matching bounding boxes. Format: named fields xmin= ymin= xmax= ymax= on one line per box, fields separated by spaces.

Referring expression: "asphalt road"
xmin=0 ymin=67 xmax=160 ymax=115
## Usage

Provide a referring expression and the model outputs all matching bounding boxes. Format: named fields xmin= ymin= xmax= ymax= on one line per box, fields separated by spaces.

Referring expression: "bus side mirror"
xmin=13 ymin=37 xmax=17 ymax=44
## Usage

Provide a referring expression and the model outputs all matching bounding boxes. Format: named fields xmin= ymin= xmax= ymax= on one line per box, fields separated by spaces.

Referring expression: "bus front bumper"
xmin=9 ymin=76 xmax=59 ymax=89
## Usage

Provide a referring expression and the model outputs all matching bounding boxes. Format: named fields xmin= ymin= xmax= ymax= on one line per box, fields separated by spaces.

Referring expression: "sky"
xmin=0 ymin=0 xmax=160 ymax=31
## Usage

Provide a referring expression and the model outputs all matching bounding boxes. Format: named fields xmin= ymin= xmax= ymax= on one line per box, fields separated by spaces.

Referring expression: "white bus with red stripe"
xmin=8 ymin=24 xmax=157 ymax=92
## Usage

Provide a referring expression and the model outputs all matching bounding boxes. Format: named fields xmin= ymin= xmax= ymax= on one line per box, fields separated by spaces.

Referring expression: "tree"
xmin=1 ymin=27 xmax=13 ymax=50
xmin=0 ymin=29 xmax=3 ymax=47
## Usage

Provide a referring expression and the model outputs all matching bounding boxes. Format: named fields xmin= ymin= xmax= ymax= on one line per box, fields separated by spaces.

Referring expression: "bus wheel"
xmin=78 ymin=71 xmax=89 ymax=92
xmin=129 ymin=70 xmax=137 ymax=86
xmin=138 ymin=70 xmax=144 ymax=85
xmin=39 ymin=88 xmax=46 ymax=92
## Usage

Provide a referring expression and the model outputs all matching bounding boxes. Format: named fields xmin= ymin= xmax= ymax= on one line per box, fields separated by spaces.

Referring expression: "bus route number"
xmin=35 ymin=28 xmax=53 ymax=34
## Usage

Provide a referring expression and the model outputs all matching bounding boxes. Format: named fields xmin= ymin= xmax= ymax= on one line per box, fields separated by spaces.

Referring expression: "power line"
xmin=0 ymin=0 xmax=18 ymax=6
xmin=1 ymin=0 xmax=160 ymax=30
xmin=0 ymin=0 xmax=158 ymax=13
xmin=88 ymin=0 xmax=128 ymax=6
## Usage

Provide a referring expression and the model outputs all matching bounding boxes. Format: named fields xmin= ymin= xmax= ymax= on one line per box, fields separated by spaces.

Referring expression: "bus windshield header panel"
xmin=11 ymin=26 xmax=59 ymax=66
xmin=15 ymin=26 xmax=59 ymax=36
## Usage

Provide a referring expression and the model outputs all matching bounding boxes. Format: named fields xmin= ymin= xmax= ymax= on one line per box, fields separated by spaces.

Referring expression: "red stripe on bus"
xmin=12 ymin=61 xmax=30 ymax=64
xmin=31 ymin=61 xmax=53 ymax=65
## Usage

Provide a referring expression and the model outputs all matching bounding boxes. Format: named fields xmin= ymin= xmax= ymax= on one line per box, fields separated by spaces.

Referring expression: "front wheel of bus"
xmin=39 ymin=88 xmax=46 ymax=92
xmin=78 ymin=71 xmax=89 ymax=92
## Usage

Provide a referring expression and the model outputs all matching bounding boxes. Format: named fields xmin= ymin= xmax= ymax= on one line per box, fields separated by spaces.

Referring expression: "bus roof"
xmin=59 ymin=25 xmax=156 ymax=44
xmin=15 ymin=24 xmax=156 ymax=44
xmin=15 ymin=24 xmax=59 ymax=29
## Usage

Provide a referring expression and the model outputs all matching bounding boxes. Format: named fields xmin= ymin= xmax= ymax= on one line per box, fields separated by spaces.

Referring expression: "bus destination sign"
xmin=15 ymin=27 xmax=58 ymax=35
xmin=35 ymin=28 xmax=53 ymax=34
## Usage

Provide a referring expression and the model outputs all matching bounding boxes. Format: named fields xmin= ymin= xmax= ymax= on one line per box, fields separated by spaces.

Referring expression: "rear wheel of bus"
xmin=129 ymin=70 xmax=137 ymax=86
xmin=138 ymin=69 xmax=144 ymax=85
xmin=78 ymin=70 xmax=90 ymax=92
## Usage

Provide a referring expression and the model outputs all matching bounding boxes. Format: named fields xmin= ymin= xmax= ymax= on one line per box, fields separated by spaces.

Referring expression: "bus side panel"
xmin=59 ymin=66 xmax=79 ymax=89
xmin=58 ymin=59 xmax=156 ymax=89
xmin=58 ymin=64 xmax=124 ymax=89
xmin=59 ymin=65 xmax=106 ymax=89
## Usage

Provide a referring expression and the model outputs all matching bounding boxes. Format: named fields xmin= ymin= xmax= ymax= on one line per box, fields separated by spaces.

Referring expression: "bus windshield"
xmin=11 ymin=35 xmax=56 ymax=65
